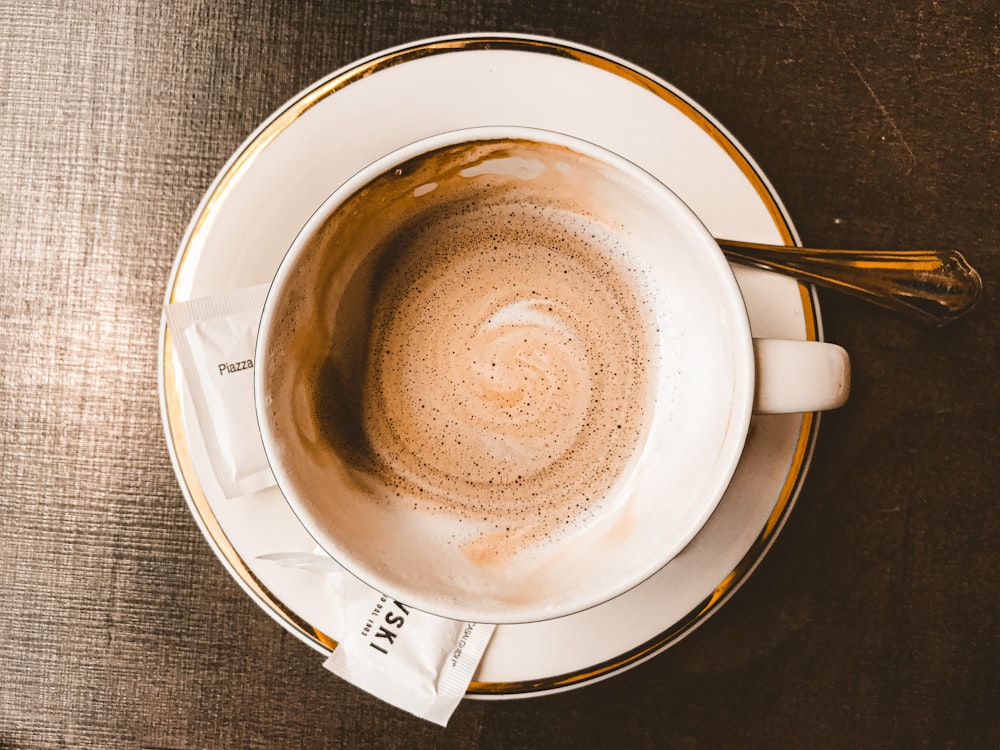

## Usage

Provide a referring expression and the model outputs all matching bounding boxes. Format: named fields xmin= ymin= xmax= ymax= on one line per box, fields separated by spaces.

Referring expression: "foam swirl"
xmin=349 ymin=201 xmax=656 ymax=560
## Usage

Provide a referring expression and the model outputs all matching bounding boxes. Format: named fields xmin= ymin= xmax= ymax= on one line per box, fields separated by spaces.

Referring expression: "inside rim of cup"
xmin=255 ymin=126 xmax=755 ymax=624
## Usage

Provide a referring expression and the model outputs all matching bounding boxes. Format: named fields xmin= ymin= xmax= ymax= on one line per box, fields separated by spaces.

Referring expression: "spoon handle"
xmin=717 ymin=239 xmax=983 ymax=327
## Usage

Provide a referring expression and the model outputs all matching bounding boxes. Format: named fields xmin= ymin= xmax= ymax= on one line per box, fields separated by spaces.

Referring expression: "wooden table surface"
xmin=1 ymin=1 xmax=996 ymax=748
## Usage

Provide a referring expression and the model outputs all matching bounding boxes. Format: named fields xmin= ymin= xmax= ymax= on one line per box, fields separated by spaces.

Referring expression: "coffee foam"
xmin=265 ymin=139 xmax=663 ymax=568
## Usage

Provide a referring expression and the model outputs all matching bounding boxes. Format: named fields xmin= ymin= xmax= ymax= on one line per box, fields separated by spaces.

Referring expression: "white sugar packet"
xmin=163 ymin=284 xmax=275 ymax=498
xmin=259 ymin=548 xmax=495 ymax=724
xmin=323 ymin=583 xmax=495 ymax=726
xmin=167 ymin=285 xmax=496 ymax=725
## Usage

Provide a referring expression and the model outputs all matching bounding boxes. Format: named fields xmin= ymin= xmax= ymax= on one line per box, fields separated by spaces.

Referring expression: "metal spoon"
xmin=717 ymin=240 xmax=982 ymax=327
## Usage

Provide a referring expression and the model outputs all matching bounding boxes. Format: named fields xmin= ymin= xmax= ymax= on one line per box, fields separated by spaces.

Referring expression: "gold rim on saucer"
xmin=159 ymin=33 xmax=819 ymax=698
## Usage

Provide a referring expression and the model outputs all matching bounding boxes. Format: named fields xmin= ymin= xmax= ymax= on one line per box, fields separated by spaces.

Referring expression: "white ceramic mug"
xmin=255 ymin=127 xmax=849 ymax=624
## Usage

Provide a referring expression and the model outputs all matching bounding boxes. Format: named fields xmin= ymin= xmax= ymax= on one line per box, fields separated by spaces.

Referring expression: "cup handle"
xmin=753 ymin=339 xmax=850 ymax=414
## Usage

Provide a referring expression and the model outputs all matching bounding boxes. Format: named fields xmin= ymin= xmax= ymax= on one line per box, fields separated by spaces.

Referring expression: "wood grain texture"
xmin=1 ymin=1 xmax=996 ymax=747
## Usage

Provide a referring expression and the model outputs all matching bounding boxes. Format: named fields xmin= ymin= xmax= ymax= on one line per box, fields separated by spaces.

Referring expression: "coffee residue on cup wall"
xmin=267 ymin=139 xmax=664 ymax=566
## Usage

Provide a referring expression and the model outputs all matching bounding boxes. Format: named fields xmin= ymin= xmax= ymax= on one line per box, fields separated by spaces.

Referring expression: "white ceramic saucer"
xmin=159 ymin=34 xmax=822 ymax=698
